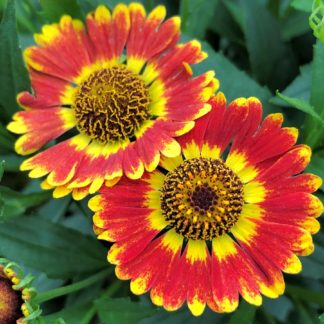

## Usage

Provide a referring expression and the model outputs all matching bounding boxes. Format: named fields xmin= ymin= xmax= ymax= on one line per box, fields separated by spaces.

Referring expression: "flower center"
xmin=0 ymin=268 xmax=23 ymax=323
xmin=73 ymin=65 xmax=150 ymax=143
xmin=160 ymin=158 xmax=244 ymax=240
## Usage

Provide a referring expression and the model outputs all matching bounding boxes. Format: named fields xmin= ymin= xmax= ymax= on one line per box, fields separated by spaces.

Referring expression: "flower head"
xmin=7 ymin=2 xmax=218 ymax=200
xmin=89 ymin=93 xmax=323 ymax=316
xmin=0 ymin=259 xmax=40 ymax=323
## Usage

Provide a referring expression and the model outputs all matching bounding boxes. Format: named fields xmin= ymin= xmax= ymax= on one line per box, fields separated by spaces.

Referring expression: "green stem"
xmin=34 ymin=268 xmax=112 ymax=304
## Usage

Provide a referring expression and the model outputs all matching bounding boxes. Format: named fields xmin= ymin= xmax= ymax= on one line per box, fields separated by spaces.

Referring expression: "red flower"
xmin=7 ymin=3 xmax=217 ymax=199
xmin=90 ymin=93 xmax=323 ymax=316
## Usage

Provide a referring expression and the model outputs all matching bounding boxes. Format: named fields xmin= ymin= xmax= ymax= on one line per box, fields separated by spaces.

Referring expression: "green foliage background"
xmin=0 ymin=0 xmax=324 ymax=323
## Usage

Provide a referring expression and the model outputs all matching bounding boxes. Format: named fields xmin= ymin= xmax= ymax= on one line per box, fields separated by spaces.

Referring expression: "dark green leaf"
xmin=263 ymin=296 xmax=293 ymax=322
xmin=180 ymin=0 xmax=219 ymax=38
xmin=0 ymin=0 xmax=30 ymax=123
xmin=320 ymin=313 xmax=324 ymax=323
xmin=271 ymin=64 xmax=311 ymax=106
xmin=281 ymin=10 xmax=311 ymax=40
xmin=0 ymin=214 xmax=106 ymax=278
xmin=286 ymin=285 xmax=324 ymax=307
xmin=40 ymin=0 xmax=83 ymax=22
xmin=0 ymin=152 xmax=24 ymax=171
xmin=305 ymin=41 xmax=324 ymax=148
xmin=209 ymin=1 xmax=244 ymax=45
xmin=0 ymin=160 xmax=4 ymax=182
xmin=95 ymin=297 xmax=158 ymax=324
xmin=293 ymin=300 xmax=319 ymax=324
xmin=0 ymin=185 xmax=50 ymax=220
xmin=0 ymin=121 xmax=15 ymax=151
xmin=43 ymin=303 xmax=95 ymax=324
xmin=291 ymin=0 xmax=312 ymax=12
xmin=240 ymin=0 xmax=297 ymax=88
xmin=189 ymin=39 xmax=275 ymax=114
xmin=228 ymin=300 xmax=256 ymax=324
xmin=274 ymin=91 xmax=324 ymax=124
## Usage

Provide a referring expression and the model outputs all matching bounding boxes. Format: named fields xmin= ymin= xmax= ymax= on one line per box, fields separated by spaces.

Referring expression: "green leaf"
xmin=180 ymin=0 xmax=219 ymax=38
xmin=0 ymin=214 xmax=106 ymax=278
xmin=274 ymin=91 xmax=324 ymax=124
xmin=0 ymin=153 xmax=24 ymax=171
xmin=240 ymin=0 xmax=297 ymax=88
xmin=305 ymin=41 xmax=324 ymax=148
xmin=291 ymin=0 xmax=312 ymax=12
xmin=0 ymin=121 xmax=15 ymax=151
xmin=320 ymin=313 xmax=324 ymax=323
xmin=0 ymin=186 xmax=51 ymax=220
xmin=228 ymin=300 xmax=256 ymax=324
xmin=0 ymin=160 xmax=4 ymax=182
xmin=270 ymin=64 xmax=312 ymax=106
xmin=40 ymin=0 xmax=83 ymax=22
xmin=209 ymin=1 xmax=244 ymax=45
xmin=286 ymin=285 xmax=324 ymax=307
xmin=189 ymin=39 xmax=275 ymax=114
xmin=281 ymin=10 xmax=311 ymax=40
xmin=43 ymin=303 xmax=95 ymax=324
xmin=263 ymin=296 xmax=293 ymax=322
xmin=0 ymin=0 xmax=30 ymax=123
xmin=95 ymin=297 xmax=158 ymax=324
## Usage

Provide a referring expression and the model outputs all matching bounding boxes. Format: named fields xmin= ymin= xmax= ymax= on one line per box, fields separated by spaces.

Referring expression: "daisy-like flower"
xmin=89 ymin=93 xmax=323 ymax=316
xmin=0 ymin=259 xmax=41 ymax=323
xmin=7 ymin=3 xmax=218 ymax=200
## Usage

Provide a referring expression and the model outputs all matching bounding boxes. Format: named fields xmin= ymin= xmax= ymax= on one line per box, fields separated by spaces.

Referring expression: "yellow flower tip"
xmin=129 ymin=2 xmax=146 ymax=16
xmin=247 ymin=96 xmax=261 ymax=105
xmin=283 ymin=254 xmax=302 ymax=274
xmin=88 ymin=195 xmax=102 ymax=212
xmin=113 ymin=3 xmax=129 ymax=18
xmin=40 ymin=179 xmax=53 ymax=190
xmin=201 ymin=50 xmax=208 ymax=60
xmin=217 ymin=298 xmax=239 ymax=313
xmin=210 ymin=78 xmax=220 ymax=92
xmin=201 ymin=87 xmax=213 ymax=101
xmin=150 ymin=291 xmax=163 ymax=306
xmin=233 ymin=97 xmax=248 ymax=107
xmin=297 ymin=145 xmax=312 ymax=167
xmin=242 ymin=292 xmax=263 ymax=307
xmin=94 ymin=5 xmax=111 ymax=23
xmin=130 ymin=276 xmax=149 ymax=295
xmin=299 ymin=241 xmax=315 ymax=256
xmin=92 ymin=212 xmax=105 ymax=230
xmin=313 ymin=175 xmax=323 ymax=191
xmin=23 ymin=47 xmax=43 ymax=71
xmin=71 ymin=188 xmax=88 ymax=201
xmin=148 ymin=5 xmax=166 ymax=20
xmin=126 ymin=162 xmax=144 ymax=180
xmin=14 ymin=137 xmax=36 ymax=156
xmin=53 ymin=186 xmax=71 ymax=199
xmin=269 ymin=112 xmax=284 ymax=123
xmin=194 ymin=103 xmax=212 ymax=119
xmin=188 ymin=299 xmax=206 ymax=317
xmin=59 ymin=15 xmax=72 ymax=27
xmin=7 ymin=120 xmax=27 ymax=134
xmin=310 ymin=195 xmax=324 ymax=217
xmin=89 ymin=177 xmax=104 ymax=194
xmin=171 ymin=16 xmax=181 ymax=29
xmin=190 ymin=39 xmax=202 ymax=51
xmin=161 ymin=140 xmax=181 ymax=158
xmin=182 ymin=62 xmax=193 ymax=76
xmin=214 ymin=91 xmax=227 ymax=104
xmin=285 ymin=127 xmax=299 ymax=141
